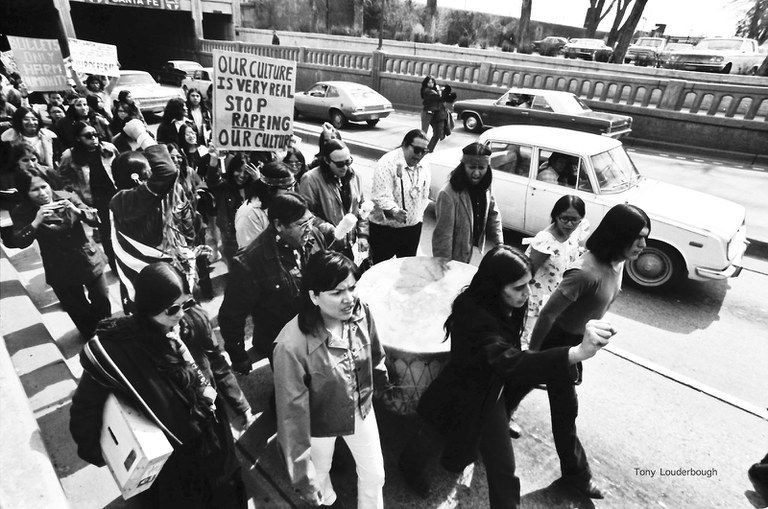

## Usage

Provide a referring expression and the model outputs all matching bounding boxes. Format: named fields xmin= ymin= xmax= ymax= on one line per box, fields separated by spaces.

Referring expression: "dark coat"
xmin=218 ymin=223 xmax=336 ymax=364
xmin=11 ymin=190 xmax=105 ymax=288
xmin=69 ymin=307 xmax=249 ymax=505
xmin=417 ymin=298 xmax=576 ymax=471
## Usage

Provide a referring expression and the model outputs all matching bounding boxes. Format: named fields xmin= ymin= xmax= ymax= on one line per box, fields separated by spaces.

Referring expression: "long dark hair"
xmin=444 ymin=245 xmax=532 ymax=341
xmin=224 ymin=153 xmax=252 ymax=189
xmin=185 ymin=87 xmax=209 ymax=114
xmin=15 ymin=166 xmax=53 ymax=204
xmin=449 ymin=142 xmax=493 ymax=192
xmin=162 ymin=97 xmax=186 ymax=123
xmin=11 ymin=107 xmax=41 ymax=135
xmin=586 ymin=203 xmax=651 ymax=263
xmin=298 ymin=251 xmax=360 ymax=334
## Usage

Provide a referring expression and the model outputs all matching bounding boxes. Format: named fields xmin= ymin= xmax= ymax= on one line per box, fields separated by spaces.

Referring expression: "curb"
xmin=294 ymin=125 xmax=768 ymax=262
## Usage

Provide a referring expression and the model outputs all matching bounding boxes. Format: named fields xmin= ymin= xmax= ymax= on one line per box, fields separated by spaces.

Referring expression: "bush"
xmin=458 ymin=35 xmax=470 ymax=47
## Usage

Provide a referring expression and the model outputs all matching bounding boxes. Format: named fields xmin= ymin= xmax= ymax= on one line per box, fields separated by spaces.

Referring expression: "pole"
xmin=378 ymin=0 xmax=384 ymax=50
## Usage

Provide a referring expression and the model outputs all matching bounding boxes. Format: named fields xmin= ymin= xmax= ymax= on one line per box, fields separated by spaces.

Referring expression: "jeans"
xmin=51 ymin=273 xmax=111 ymax=338
xmin=420 ymin=109 xmax=433 ymax=134
xmin=310 ymin=410 xmax=385 ymax=508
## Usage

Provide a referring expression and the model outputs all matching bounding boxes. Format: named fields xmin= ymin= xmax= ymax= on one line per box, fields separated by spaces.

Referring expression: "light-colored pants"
xmin=310 ymin=409 xmax=385 ymax=508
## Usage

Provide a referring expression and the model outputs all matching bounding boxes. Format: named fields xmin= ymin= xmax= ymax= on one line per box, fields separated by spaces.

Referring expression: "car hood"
xmin=670 ymin=48 xmax=732 ymax=57
xmin=617 ymin=178 xmax=745 ymax=237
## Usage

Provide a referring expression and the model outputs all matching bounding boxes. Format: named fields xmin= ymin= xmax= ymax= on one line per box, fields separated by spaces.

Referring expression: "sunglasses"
xmin=80 ymin=132 xmax=98 ymax=139
xmin=330 ymin=157 xmax=353 ymax=168
xmin=411 ymin=145 xmax=427 ymax=155
xmin=165 ymin=298 xmax=196 ymax=316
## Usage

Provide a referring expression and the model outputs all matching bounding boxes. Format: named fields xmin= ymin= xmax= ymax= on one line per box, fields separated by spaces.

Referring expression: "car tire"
xmin=463 ymin=113 xmax=482 ymax=133
xmin=330 ymin=110 xmax=347 ymax=129
xmin=722 ymin=63 xmax=733 ymax=74
xmin=625 ymin=241 xmax=683 ymax=290
xmin=366 ymin=119 xmax=380 ymax=127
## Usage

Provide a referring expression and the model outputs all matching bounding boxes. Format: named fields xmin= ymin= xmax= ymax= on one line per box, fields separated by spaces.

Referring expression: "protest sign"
xmin=7 ymin=37 xmax=68 ymax=92
xmin=69 ymin=39 xmax=120 ymax=77
xmin=212 ymin=50 xmax=296 ymax=152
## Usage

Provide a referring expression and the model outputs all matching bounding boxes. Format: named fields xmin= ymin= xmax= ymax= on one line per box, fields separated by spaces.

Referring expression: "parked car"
xmin=293 ymin=81 xmax=394 ymax=129
xmin=110 ymin=70 xmax=185 ymax=114
xmin=157 ymin=60 xmax=203 ymax=86
xmin=624 ymin=37 xmax=667 ymax=67
xmin=658 ymin=42 xmax=695 ymax=68
xmin=563 ymin=38 xmax=613 ymax=62
xmin=424 ymin=125 xmax=747 ymax=289
xmin=181 ymin=67 xmax=213 ymax=100
xmin=453 ymin=88 xmax=632 ymax=138
xmin=662 ymin=37 xmax=764 ymax=74
xmin=533 ymin=36 xmax=568 ymax=56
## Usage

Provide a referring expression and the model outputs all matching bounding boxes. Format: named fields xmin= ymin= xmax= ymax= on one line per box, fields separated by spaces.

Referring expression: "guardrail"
xmin=200 ymin=39 xmax=768 ymax=159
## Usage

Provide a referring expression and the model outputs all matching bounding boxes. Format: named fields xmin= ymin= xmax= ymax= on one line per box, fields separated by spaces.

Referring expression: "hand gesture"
xmin=578 ymin=319 xmax=615 ymax=360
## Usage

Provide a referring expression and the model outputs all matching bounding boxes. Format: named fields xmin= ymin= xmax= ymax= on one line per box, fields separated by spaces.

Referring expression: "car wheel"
xmin=747 ymin=66 xmax=758 ymax=76
xmin=722 ymin=63 xmax=733 ymax=74
xmin=463 ymin=113 xmax=482 ymax=133
xmin=366 ymin=119 xmax=380 ymax=127
xmin=330 ymin=110 xmax=347 ymax=129
xmin=625 ymin=241 xmax=683 ymax=290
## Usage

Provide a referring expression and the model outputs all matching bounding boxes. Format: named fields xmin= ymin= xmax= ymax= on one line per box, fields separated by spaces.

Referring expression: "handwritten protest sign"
xmin=69 ymin=39 xmax=120 ymax=77
xmin=212 ymin=50 xmax=295 ymax=151
xmin=7 ymin=37 xmax=68 ymax=92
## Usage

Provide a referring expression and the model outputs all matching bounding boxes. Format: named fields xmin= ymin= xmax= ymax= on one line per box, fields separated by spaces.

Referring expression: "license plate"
xmin=369 ymin=114 xmax=379 ymax=120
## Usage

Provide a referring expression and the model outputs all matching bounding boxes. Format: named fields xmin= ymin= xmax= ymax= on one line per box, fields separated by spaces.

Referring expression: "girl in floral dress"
xmin=522 ymin=195 xmax=589 ymax=347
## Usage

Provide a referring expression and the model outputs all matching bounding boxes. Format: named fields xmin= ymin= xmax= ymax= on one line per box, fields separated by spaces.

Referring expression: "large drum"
xmin=357 ymin=256 xmax=476 ymax=415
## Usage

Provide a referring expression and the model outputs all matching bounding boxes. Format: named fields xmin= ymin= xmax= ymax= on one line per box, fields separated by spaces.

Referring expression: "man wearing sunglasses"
xmin=369 ymin=129 xmax=431 ymax=264
xmin=298 ymin=138 xmax=368 ymax=261
xmin=218 ymin=192 xmax=338 ymax=375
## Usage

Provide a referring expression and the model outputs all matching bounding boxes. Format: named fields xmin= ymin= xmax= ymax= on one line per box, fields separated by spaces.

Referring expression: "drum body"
xmin=357 ymin=256 xmax=476 ymax=415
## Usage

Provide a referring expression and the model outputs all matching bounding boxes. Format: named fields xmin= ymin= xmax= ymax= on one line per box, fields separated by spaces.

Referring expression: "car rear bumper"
xmin=347 ymin=109 xmax=394 ymax=122
xmin=603 ymin=127 xmax=632 ymax=139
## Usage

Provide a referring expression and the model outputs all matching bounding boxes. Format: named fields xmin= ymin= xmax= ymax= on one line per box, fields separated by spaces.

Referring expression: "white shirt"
xmin=370 ymin=147 xmax=430 ymax=227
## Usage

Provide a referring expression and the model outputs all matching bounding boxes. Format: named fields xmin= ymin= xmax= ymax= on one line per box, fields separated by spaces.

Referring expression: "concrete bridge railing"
xmin=200 ymin=39 xmax=767 ymax=160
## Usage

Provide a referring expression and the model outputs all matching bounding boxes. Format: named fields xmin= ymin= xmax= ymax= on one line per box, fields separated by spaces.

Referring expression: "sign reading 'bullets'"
xmin=7 ymin=37 xmax=68 ymax=92
xmin=212 ymin=50 xmax=296 ymax=152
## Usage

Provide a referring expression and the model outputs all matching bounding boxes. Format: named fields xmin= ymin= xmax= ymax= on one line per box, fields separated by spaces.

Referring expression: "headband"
xmin=260 ymin=174 xmax=296 ymax=188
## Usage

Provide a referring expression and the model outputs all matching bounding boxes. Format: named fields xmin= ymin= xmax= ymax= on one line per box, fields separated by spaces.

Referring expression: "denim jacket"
xmin=273 ymin=301 xmax=389 ymax=492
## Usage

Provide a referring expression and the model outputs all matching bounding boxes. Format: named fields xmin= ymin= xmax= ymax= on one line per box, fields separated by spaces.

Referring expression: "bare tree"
xmin=425 ymin=0 xmax=437 ymax=38
xmin=353 ymin=0 xmax=364 ymax=33
xmin=516 ymin=0 xmax=532 ymax=51
xmin=609 ymin=0 xmax=648 ymax=63
xmin=735 ymin=0 xmax=768 ymax=44
xmin=584 ymin=0 xmax=617 ymax=38
xmin=606 ymin=0 xmax=632 ymax=46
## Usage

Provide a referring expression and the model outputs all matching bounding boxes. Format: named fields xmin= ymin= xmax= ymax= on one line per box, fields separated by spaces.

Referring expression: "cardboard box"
xmin=100 ymin=393 xmax=174 ymax=499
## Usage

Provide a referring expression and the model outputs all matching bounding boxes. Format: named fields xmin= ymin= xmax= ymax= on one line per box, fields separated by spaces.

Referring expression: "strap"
xmin=88 ymin=337 xmax=183 ymax=446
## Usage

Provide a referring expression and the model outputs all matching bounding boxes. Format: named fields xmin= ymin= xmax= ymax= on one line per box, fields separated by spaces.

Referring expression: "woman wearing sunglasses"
xmin=299 ymin=139 xmax=368 ymax=262
xmin=274 ymin=251 xmax=390 ymax=508
xmin=70 ymin=262 xmax=254 ymax=509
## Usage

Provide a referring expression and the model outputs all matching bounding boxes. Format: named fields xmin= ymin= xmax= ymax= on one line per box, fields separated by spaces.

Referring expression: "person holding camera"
xmin=11 ymin=166 xmax=111 ymax=339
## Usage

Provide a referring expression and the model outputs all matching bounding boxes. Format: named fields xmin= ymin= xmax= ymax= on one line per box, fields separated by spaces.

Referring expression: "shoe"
xmin=398 ymin=455 xmax=431 ymax=498
xmin=564 ymin=478 xmax=604 ymax=499
xmin=508 ymin=418 xmax=522 ymax=439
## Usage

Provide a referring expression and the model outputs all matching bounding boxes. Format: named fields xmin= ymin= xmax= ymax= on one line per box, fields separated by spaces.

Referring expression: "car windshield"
xmin=117 ymin=73 xmax=157 ymax=87
xmin=546 ymin=94 xmax=591 ymax=114
xmin=696 ymin=39 xmax=742 ymax=51
xmin=590 ymin=146 xmax=641 ymax=193
xmin=636 ymin=39 xmax=664 ymax=48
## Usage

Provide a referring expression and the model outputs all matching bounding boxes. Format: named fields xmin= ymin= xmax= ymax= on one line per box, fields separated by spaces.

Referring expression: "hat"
xmin=260 ymin=161 xmax=296 ymax=189
xmin=134 ymin=263 xmax=184 ymax=316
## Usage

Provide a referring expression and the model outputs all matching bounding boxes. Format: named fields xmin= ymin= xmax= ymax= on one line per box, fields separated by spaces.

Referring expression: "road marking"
xmin=605 ymin=345 xmax=768 ymax=421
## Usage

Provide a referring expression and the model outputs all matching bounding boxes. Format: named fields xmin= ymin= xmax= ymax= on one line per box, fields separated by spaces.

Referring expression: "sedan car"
xmin=181 ymin=67 xmax=213 ymax=99
xmin=563 ymin=38 xmax=613 ymax=62
xmin=624 ymin=37 xmax=666 ymax=67
xmin=453 ymin=88 xmax=632 ymax=138
xmin=657 ymin=42 xmax=694 ymax=68
xmin=157 ymin=60 xmax=203 ymax=86
xmin=533 ymin=36 xmax=568 ymax=56
xmin=293 ymin=81 xmax=394 ymax=129
xmin=424 ymin=125 xmax=747 ymax=289
xmin=110 ymin=70 xmax=185 ymax=114
xmin=662 ymin=37 xmax=764 ymax=74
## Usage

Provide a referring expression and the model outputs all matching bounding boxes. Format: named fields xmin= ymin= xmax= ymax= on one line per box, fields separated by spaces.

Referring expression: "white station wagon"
xmin=425 ymin=125 xmax=748 ymax=289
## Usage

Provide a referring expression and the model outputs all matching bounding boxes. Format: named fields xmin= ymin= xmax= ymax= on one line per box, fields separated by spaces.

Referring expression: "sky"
xmin=411 ymin=0 xmax=752 ymax=38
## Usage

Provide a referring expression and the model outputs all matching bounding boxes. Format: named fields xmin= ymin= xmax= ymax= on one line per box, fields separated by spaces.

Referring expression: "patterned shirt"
xmin=370 ymin=147 xmax=431 ymax=227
